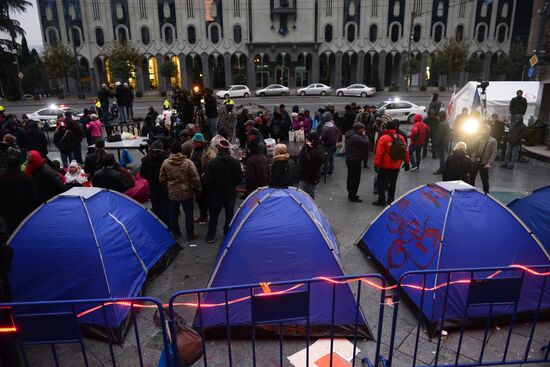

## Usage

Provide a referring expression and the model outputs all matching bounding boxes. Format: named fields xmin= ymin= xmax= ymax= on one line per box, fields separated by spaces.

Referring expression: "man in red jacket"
xmin=373 ymin=121 xmax=410 ymax=206
xmin=408 ymin=114 xmax=429 ymax=170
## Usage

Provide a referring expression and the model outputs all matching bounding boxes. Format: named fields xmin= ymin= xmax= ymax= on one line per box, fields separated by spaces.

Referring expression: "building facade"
xmin=37 ymin=0 xmax=518 ymax=93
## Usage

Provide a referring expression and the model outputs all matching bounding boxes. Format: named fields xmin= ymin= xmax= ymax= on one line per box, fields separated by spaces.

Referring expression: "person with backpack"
xmin=373 ymin=120 xmax=410 ymax=206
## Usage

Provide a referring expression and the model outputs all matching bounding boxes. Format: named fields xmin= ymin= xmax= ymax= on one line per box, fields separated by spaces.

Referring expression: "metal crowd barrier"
xmin=1 ymin=266 xmax=549 ymax=367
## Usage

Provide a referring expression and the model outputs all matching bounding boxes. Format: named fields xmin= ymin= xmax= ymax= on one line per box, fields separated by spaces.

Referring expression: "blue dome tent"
xmin=356 ymin=181 xmax=550 ymax=332
xmin=196 ymin=187 xmax=372 ymax=339
xmin=508 ymin=185 xmax=550 ymax=253
xmin=8 ymin=187 xmax=177 ymax=342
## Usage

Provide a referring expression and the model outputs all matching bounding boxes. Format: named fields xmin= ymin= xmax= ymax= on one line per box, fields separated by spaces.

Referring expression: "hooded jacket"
xmin=245 ymin=153 xmax=269 ymax=194
xmin=443 ymin=150 xmax=471 ymax=182
xmin=345 ymin=129 xmax=369 ymax=162
xmin=140 ymin=148 xmax=169 ymax=185
xmin=26 ymin=120 xmax=48 ymax=157
xmin=320 ymin=121 xmax=339 ymax=146
xmin=159 ymin=153 xmax=201 ymax=201
xmin=203 ymin=151 xmax=243 ymax=200
xmin=507 ymin=120 xmax=528 ymax=146
xmin=374 ymin=130 xmax=410 ymax=169
xmin=270 ymin=153 xmax=292 ymax=187
xmin=298 ymin=143 xmax=324 ymax=185
xmin=26 ymin=150 xmax=67 ymax=202
xmin=53 ymin=127 xmax=75 ymax=153
xmin=92 ymin=165 xmax=127 ymax=193
xmin=409 ymin=120 xmax=429 ymax=146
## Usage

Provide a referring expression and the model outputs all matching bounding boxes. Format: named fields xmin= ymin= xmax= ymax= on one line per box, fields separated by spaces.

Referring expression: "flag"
xmin=472 ymin=88 xmax=481 ymax=110
xmin=447 ymin=85 xmax=456 ymax=118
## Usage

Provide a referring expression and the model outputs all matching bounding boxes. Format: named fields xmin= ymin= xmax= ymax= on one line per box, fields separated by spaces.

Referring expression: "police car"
xmin=376 ymin=99 xmax=426 ymax=123
xmin=27 ymin=105 xmax=83 ymax=129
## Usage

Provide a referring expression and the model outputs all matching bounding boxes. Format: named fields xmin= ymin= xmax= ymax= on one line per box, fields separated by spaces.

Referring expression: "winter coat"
xmin=30 ymin=162 xmax=67 ymax=202
xmin=92 ymin=166 xmax=127 ymax=192
xmin=428 ymin=99 xmax=442 ymax=116
xmin=87 ymin=120 xmax=103 ymax=138
xmin=203 ymin=151 xmax=243 ymax=200
xmin=409 ymin=121 xmax=429 ymax=146
xmin=181 ymin=140 xmax=194 ymax=158
xmin=469 ymin=136 xmax=498 ymax=166
xmin=443 ymin=150 xmax=471 ymax=182
xmin=298 ymin=144 xmax=324 ymax=185
xmin=64 ymin=169 xmax=88 ymax=186
xmin=140 ymin=149 xmax=169 ymax=185
xmin=159 ymin=153 xmax=202 ymax=201
xmin=97 ymin=87 xmax=110 ymax=106
xmin=190 ymin=146 xmax=217 ymax=176
xmin=181 ymin=98 xmax=195 ymax=124
xmin=236 ymin=112 xmax=249 ymax=146
xmin=509 ymin=96 xmax=527 ymax=116
xmin=321 ymin=121 xmax=339 ymax=146
xmin=270 ymin=153 xmax=292 ymax=187
xmin=84 ymin=148 xmax=106 ymax=179
xmin=116 ymin=85 xmax=128 ymax=107
xmin=507 ymin=121 xmax=528 ymax=146
xmin=345 ymin=130 xmax=369 ymax=162
xmin=245 ymin=153 xmax=269 ymax=194
xmin=342 ymin=110 xmax=356 ymax=134
xmin=204 ymin=96 xmax=219 ymax=118
xmin=26 ymin=121 xmax=48 ymax=157
xmin=374 ymin=130 xmax=410 ymax=169
xmin=0 ymin=168 xmax=39 ymax=234
xmin=433 ymin=120 xmax=451 ymax=150
xmin=490 ymin=120 xmax=505 ymax=142
xmin=0 ymin=143 xmax=19 ymax=175
xmin=54 ymin=128 xmax=76 ymax=153
xmin=66 ymin=117 xmax=83 ymax=141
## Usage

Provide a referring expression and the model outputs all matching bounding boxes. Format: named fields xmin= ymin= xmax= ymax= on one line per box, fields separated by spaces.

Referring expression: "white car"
xmin=27 ymin=106 xmax=83 ymax=129
xmin=255 ymin=84 xmax=290 ymax=97
xmin=215 ymin=85 xmax=251 ymax=99
xmin=336 ymin=84 xmax=376 ymax=97
xmin=376 ymin=100 xmax=426 ymax=123
xmin=297 ymin=83 xmax=332 ymax=96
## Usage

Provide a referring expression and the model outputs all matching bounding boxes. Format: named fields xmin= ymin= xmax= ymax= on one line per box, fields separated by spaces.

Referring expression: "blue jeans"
xmin=208 ymin=117 xmax=218 ymax=138
xmin=169 ymin=199 xmax=194 ymax=238
xmin=409 ymin=144 xmax=422 ymax=168
xmin=60 ymin=151 xmax=74 ymax=168
xmin=504 ymin=143 xmax=521 ymax=167
xmin=119 ymin=106 xmax=128 ymax=123
xmin=323 ymin=144 xmax=336 ymax=174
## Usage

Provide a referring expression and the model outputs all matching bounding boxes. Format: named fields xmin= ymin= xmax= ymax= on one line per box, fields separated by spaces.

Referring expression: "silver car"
xmin=297 ymin=83 xmax=332 ymax=96
xmin=215 ymin=85 xmax=251 ymax=99
xmin=336 ymin=84 xmax=376 ymax=97
xmin=27 ymin=106 xmax=83 ymax=129
xmin=255 ymin=84 xmax=290 ymax=97
xmin=376 ymin=100 xmax=426 ymax=123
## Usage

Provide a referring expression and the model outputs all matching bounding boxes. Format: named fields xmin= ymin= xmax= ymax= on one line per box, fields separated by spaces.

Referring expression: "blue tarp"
xmin=509 ymin=185 xmax=550 ymax=254
xmin=197 ymin=187 xmax=371 ymax=338
xmin=357 ymin=182 xmax=550 ymax=323
xmin=9 ymin=187 xmax=175 ymax=329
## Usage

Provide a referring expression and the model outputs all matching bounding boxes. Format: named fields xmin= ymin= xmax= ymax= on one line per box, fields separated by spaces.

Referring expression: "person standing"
xmin=433 ymin=111 xmax=452 ymax=174
xmin=408 ymin=114 xmax=428 ymax=170
xmin=245 ymin=140 xmax=269 ymax=194
xmin=140 ymin=140 xmax=170 ymax=224
xmin=97 ymin=83 xmax=111 ymax=124
xmin=501 ymin=115 xmax=527 ymax=169
xmin=469 ymin=124 xmax=497 ymax=194
xmin=442 ymin=142 xmax=471 ymax=182
xmin=337 ymin=105 xmax=356 ymax=156
xmin=53 ymin=122 xmax=76 ymax=168
xmin=236 ymin=108 xmax=250 ymax=146
xmin=65 ymin=111 xmax=84 ymax=164
xmin=125 ymin=83 xmax=134 ymax=120
xmin=270 ymin=143 xmax=292 ymax=187
xmin=489 ymin=113 xmax=505 ymax=160
xmin=346 ymin=122 xmax=369 ymax=202
xmin=423 ymin=93 xmax=442 ymax=158
xmin=115 ymin=82 xmax=128 ymax=123
xmin=204 ymin=89 xmax=219 ymax=139
xmin=25 ymin=120 xmax=48 ymax=158
xmin=373 ymin=121 xmax=410 ymax=206
xmin=87 ymin=114 xmax=103 ymax=143
xmin=298 ymin=132 xmax=324 ymax=199
xmin=160 ymin=142 xmax=201 ymax=241
xmin=320 ymin=112 xmax=338 ymax=175
xmin=203 ymin=139 xmax=243 ymax=243
xmin=190 ymin=133 xmax=216 ymax=224
xmin=509 ymin=90 xmax=527 ymax=120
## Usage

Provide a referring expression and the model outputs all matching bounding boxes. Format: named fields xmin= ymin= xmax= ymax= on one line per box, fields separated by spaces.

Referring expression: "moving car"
xmin=297 ymin=83 xmax=332 ymax=96
xmin=215 ymin=85 xmax=251 ymax=99
xmin=27 ymin=105 xmax=83 ymax=129
xmin=336 ymin=84 xmax=376 ymax=97
xmin=376 ymin=100 xmax=426 ymax=123
xmin=255 ymin=84 xmax=290 ymax=97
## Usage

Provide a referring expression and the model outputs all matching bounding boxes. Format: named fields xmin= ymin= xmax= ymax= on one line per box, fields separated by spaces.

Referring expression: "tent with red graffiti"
xmin=356 ymin=181 xmax=550 ymax=330
xmin=195 ymin=187 xmax=373 ymax=339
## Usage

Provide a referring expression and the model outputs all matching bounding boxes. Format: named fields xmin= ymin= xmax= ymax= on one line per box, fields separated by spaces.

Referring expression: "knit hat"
xmin=413 ymin=114 xmax=423 ymax=123
xmin=192 ymin=133 xmax=205 ymax=142
xmin=69 ymin=160 xmax=79 ymax=168
xmin=216 ymin=139 xmax=230 ymax=150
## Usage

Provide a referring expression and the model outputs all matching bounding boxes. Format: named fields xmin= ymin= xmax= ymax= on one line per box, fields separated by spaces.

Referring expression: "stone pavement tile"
xmin=396 ymin=332 xmax=441 ymax=366
xmin=510 ymin=321 xmax=550 ymax=347
xmin=440 ymin=331 xmax=492 ymax=363
xmin=432 ymin=347 xmax=480 ymax=366
xmin=22 ymin=343 xmax=104 ymax=367
xmin=486 ymin=329 xmax=548 ymax=364
xmin=86 ymin=340 xmax=138 ymax=366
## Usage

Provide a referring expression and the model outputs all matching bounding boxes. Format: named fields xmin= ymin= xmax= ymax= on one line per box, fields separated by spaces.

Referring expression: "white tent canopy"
xmin=449 ymin=81 xmax=540 ymax=125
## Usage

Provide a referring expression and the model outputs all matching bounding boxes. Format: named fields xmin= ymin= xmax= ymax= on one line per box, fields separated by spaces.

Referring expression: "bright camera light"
xmin=394 ymin=97 xmax=401 ymax=102
xmin=462 ymin=118 xmax=480 ymax=135
xmin=49 ymin=104 xmax=57 ymax=109
xmin=193 ymin=86 xmax=200 ymax=93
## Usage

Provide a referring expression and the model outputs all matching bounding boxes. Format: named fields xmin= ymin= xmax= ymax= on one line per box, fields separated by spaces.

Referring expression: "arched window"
xmin=497 ymin=24 xmax=506 ymax=43
xmin=71 ymin=27 xmax=81 ymax=47
xmin=324 ymin=24 xmax=333 ymax=42
xmin=455 ymin=24 xmax=464 ymax=41
xmin=116 ymin=26 xmax=128 ymax=42
xmin=95 ymin=27 xmax=104 ymax=46
xmin=413 ymin=24 xmax=421 ymax=42
xmin=347 ymin=23 xmax=356 ymax=42
xmin=369 ymin=24 xmax=377 ymax=42
xmin=188 ymin=25 xmax=196 ymax=44
xmin=164 ymin=25 xmax=174 ymax=44
xmin=141 ymin=26 xmax=150 ymax=45
xmin=433 ymin=24 xmax=443 ymax=43
xmin=47 ymin=28 xmax=58 ymax=45
xmin=210 ymin=24 xmax=220 ymax=44
xmin=233 ymin=24 xmax=242 ymax=43
xmin=477 ymin=23 xmax=487 ymax=43
xmin=391 ymin=23 xmax=399 ymax=43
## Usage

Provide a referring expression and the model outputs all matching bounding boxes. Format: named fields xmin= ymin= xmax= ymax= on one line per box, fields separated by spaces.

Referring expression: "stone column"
xmin=201 ymin=53 xmax=211 ymax=89
xmin=178 ymin=54 xmax=186 ymax=89
xmin=311 ymin=51 xmax=320 ymax=83
xmin=334 ymin=52 xmax=343 ymax=88
xmin=156 ymin=55 xmax=167 ymax=92
xmin=419 ymin=52 xmax=429 ymax=87
xmin=90 ymin=68 xmax=99 ymax=94
xmin=247 ymin=54 xmax=256 ymax=89
xmin=356 ymin=52 xmax=365 ymax=84
xmin=224 ymin=53 xmax=232 ymax=87
xmin=135 ymin=64 xmax=145 ymax=92
xmin=399 ymin=52 xmax=407 ymax=88
xmin=378 ymin=51 xmax=386 ymax=88
xmin=483 ymin=52 xmax=492 ymax=81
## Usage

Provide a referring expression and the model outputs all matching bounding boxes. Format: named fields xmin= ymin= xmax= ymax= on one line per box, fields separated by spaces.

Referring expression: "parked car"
xmin=215 ymin=85 xmax=251 ymax=99
xmin=255 ymin=84 xmax=290 ymax=97
xmin=376 ymin=100 xmax=426 ymax=123
xmin=297 ymin=83 xmax=332 ymax=96
xmin=336 ymin=84 xmax=376 ymax=97
xmin=27 ymin=105 xmax=83 ymax=129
